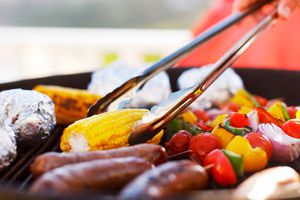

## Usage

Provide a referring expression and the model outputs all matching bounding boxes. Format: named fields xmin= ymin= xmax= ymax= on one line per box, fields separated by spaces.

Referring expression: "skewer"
xmin=167 ymin=150 xmax=214 ymax=171
xmin=129 ymin=9 xmax=278 ymax=145
xmin=87 ymin=0 xmax=273 ymax=117
xmin=168 ymin=150 xmax=192 ymax=160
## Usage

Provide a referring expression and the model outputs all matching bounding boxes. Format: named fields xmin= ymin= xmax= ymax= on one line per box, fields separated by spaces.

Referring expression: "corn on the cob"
xmin=60 ymin=109 xmax=163 ymax=152
xmin=34 ymin=85 xmax=101 ymax=125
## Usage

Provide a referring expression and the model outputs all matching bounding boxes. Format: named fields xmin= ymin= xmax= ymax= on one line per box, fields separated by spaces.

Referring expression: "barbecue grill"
xmin=0 ymin=68 xmax=299 ymax=200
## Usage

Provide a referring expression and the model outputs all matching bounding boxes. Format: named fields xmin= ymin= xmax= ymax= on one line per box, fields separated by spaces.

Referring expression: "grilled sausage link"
xmin=30 ymin=144 xmax=167 ymax=177
xmin=30 ymin=157 xmax=152 ymax=194
xmin=119 ymin=160 xmax=208 ymax=199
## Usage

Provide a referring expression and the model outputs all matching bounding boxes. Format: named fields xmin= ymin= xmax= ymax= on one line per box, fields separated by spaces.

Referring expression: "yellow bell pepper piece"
xmin=226 ymin=135 xmax=268 ymax=173
xmin=226 ymin=136 xmax=252 ymax=155
xmin=267 ymin=101 xmax=286 ymax=122
xmin=243 ymin=147 xmax=267 ymax=172
xmin=209 ymin=114 xmax=228 ymax=128
xmin=238 ymin=106 xmax=253 ymax=114
xmin=211 ymin=125 xmax=235 ymax=148
xmin=182 ymin=110 xmax=198 ymax=125
xmin=236 ymin=89 xmax=251 ymax=98
xmin=230 ymin=89 xmax=255 ymax=108
xmin=296 ymin=110 xmax=300 ymax=119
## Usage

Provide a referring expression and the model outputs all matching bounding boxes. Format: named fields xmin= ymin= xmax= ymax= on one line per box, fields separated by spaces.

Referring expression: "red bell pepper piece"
xmin=255 ymin=107 xmax=281 ymax=127
xmin=221 ymin=102 xmax=240 ymax=112
xmin=229 ymin=112 xmax=250 ymax=128
xmin=203 ymin=149 xmax=237 ymax=186
xmin=192 ymin=109 xmax=209 ymax=123
xmin=196 ymin=121 xmax=213 ymax=131
xmin=287 ymin=106 xmax=297 ymax=119
xmin=254 ymin=95 xmax=268 ymax=107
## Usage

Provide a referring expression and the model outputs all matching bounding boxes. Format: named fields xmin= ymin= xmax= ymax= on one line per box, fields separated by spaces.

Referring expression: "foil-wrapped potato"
xmin=0 ymin=89 xmax=56 ymax=145
xmin=0 ymin=89 xmax=56 ymax=170
xmin=0 ymin=123 xmax=16 ymax=170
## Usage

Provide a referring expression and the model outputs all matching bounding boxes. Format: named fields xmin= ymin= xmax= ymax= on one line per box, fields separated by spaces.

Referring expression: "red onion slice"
xmin=258 ymin=123 xmax=300 ymax=162
xmin=247 ymin=110 xmax=259 ymax=132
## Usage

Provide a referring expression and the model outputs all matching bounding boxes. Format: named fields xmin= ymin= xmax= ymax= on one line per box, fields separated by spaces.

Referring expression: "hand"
xmin=233 ymin=0 xmax=300 ymax=19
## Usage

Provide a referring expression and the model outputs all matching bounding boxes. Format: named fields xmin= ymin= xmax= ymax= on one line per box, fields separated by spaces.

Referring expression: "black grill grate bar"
xmin=0 ymin=126 xmax=64 ymax=189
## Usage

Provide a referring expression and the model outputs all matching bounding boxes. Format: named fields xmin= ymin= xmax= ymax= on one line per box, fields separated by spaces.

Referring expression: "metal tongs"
xmin=87 ymin=0 xmax=273 ymax=117
xmin=128 ymin=10 xmax=278 ymax=145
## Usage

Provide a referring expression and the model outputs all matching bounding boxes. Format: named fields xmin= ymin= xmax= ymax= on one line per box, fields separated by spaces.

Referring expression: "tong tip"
xmin=128 ymin=122 xmax=160 ymax=145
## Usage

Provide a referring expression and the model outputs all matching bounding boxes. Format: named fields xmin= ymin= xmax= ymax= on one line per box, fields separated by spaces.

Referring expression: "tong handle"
xmin=87 ymin=0 xmax=273 ymax=116
xmin=129 ymin=10 xmax=277 ymax=145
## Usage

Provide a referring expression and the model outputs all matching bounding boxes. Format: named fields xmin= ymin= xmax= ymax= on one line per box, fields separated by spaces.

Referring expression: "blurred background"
xmin=0 ymin=0 xmax=211 ymax=83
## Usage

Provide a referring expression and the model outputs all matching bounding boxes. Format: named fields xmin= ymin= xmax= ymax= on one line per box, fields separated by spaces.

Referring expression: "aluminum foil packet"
xmin=0 ymin=122 xmax=16 ymax=170
xmin=88 ymin=61 xmax=171 ymax=108
xmin=0 ymin=89 xmax=56 ymax=144
xmin=177 ymin=66 xmax=244 ymax=109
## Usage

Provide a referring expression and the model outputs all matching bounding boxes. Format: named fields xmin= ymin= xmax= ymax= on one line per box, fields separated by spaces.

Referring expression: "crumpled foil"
xmin=0 ymin=89 xmax=56 ymax=144
xmin=88 ymin=61 xmax=171 ymax=108
xmin=0 ymin=122 xmax=16 ymax=170
xmin=177 ymin=66 xmax=244 ymax=109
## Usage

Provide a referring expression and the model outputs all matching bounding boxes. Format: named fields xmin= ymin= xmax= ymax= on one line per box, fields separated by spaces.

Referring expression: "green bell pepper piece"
xmin=281 ymin=104 xmax=291 ymax=121
xmin=222 ymin=149 xmax=244 ymax=176
xmin=223 ymin=119 xmax=252 ymax=136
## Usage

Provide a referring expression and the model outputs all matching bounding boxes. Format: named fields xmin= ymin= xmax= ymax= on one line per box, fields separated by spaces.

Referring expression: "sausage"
xmin=30 ymin=157 xmax=153 ymax=194
xmin=30 ymin=144 xmax=167 ymax=177
xmin=118 ymin=160 xmax=208 ymax=199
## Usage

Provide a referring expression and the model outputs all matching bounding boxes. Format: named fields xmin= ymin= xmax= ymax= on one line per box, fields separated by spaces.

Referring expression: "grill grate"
xmin=0 ymin=126 xmax=64 ymax=190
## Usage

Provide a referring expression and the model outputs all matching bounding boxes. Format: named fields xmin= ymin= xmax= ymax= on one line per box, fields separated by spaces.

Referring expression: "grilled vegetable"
xmin=165 ymin=130 xmax=193 ymax=156
xmin=282 ymin=119 xmax=300 ymax=138
xmin=287 ymin=106 xmax=297 ymax=119
xmin=223 ymin=119 xmax=252 ymax=136
xmin=256 ymin=107 xmax=281 ymax=127
xmin=222 ymin=149 xmax=244 ymax=176
xmin=209 ymin=114 xmax=227 ymax=128
xmin=34 ymin=85 xmax=101 ymax=125
xmin=211 ymin=125 xmax=235 ymax=148
xmin=181 ymin=110 xmax=198 ymax=124
xmin=244 ymin=132 xmax=272 ymax=159
xmin=189 ymin=133 xmax=221 ymax=162
xmin=226 ymin=136 xmax=252 ymax=155
xmin=267 ymin=101 xmax=289 ymax=123
xmin=229 ymin=112 xmax=250 ymax=128
xmin=230 ymin=89 xmax=259 ymax=108
xmin=243 ymin=147 xmax=267 ymax=172
xmin=203 ymin=149 xmax=237 ymax=186
xmin=226 ymin=136 xmax=267 ymax=172
xmin=258 ymin=123 xmax=300 ymax=162
xmin=60 ymin=109 xmax=163 ymax=152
